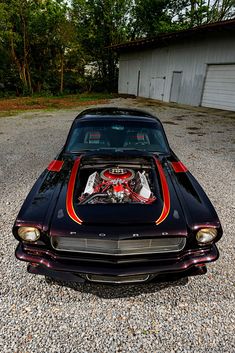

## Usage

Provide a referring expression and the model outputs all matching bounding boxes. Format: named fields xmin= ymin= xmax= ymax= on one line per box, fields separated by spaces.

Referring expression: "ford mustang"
xmin=13 ymin=107 xmax=223 ymax=284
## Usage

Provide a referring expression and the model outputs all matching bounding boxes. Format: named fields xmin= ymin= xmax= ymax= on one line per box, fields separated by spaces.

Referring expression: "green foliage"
xmin=72 ymin=0 xmax=132 ymax=90
xmin=130 ymin=0 xmax=172 ymax=37
xmin=184 ymin=0 xmax=235 ymax=26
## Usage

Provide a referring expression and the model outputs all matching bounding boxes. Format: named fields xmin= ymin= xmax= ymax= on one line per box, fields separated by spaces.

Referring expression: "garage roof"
xmin=111 ymin=19 xmax=235 ymax=52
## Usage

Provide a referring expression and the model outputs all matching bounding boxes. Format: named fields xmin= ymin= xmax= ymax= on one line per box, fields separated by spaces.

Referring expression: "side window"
xmin=152 ymin=130 xmax=166 ymax=150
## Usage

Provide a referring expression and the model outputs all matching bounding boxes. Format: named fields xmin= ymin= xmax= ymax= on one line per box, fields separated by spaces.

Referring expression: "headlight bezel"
xmin=18 ymin=226 xmax=41 ymax=242
xmin=196 ymin=228 xmax=217 ymax=245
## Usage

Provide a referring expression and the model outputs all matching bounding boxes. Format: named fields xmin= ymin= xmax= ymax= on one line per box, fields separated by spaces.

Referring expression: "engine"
xmin=79 ymin=167 xmax=156 ymax=204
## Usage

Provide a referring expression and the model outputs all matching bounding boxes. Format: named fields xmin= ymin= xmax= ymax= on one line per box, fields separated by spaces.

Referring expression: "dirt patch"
xmin=0 ymin=95 xmax=112 ymax=113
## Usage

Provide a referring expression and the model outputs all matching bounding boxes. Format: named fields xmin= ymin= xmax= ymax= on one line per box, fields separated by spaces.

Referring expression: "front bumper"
xmin=15 ymin=242 xmax=219 ymax=283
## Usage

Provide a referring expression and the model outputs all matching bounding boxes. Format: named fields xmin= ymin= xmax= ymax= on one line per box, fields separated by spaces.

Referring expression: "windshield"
xmin=66 ymin=120 xmax=169 ymax=153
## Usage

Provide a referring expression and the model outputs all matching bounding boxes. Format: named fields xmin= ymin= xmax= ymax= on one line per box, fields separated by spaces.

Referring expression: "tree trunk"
xmin=60 ymin=53 xmax=64 ymax=94
xmin=37 ymin=82 xmax=42 ymax=93
xmin=21 ymin=4 xmax=32 ymax=94
xmin=26 ymin=63 xmax=32 ymax=94
xmin=10 ymin=33 xmax=28 ymax=90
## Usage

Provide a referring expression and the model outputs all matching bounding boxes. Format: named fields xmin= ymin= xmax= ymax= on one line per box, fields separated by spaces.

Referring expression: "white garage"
xmin=114 ymin=19 xmax=235 ymax=112
xmin=202 ymin=64 xmax=235 ymax=111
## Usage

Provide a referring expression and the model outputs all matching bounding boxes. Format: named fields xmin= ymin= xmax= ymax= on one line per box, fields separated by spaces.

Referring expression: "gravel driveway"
xmin=0 ymin=98 xmax=234 ymax=353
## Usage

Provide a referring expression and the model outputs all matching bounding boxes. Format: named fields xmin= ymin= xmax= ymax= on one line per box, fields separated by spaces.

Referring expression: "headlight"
xmin=18 ymin=227 xmax=40 ymax=242
xmin=196 ymin=228 xmax=217 ymax=245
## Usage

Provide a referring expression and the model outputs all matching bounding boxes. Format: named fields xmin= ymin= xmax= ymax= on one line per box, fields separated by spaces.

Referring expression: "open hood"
xmin=49 ymin=154 xmax=188 ymax=238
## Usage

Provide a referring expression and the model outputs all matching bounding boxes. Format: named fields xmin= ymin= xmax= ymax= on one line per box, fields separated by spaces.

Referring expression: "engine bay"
xmin=78 ymin=166 xmax=156 ymax=204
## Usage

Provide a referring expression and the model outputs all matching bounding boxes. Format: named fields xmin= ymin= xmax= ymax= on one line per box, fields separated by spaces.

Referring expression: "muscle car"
xmin=13 ymin=107 xmax=223 ymax=284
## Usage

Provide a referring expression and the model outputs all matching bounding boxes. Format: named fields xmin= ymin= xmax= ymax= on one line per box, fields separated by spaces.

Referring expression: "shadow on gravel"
xmin=162 ymin=121 xmax=178 ymax=125
xmin=45 ymin=277 xmax=188 ymax=299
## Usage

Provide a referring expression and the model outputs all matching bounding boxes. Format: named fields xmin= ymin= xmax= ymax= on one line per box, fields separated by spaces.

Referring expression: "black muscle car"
xmin=13 ymin=108 xmax=222 ymax=284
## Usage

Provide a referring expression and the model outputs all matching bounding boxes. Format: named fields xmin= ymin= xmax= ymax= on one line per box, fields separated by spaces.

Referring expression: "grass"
xmin=0 ymin=92 xmax=114 ymax=116
xmin=0 ymin=110 xmax=23 ymax=118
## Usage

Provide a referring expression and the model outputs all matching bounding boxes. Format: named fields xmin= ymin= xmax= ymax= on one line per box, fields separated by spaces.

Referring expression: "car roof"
xmin=75 ymin=107 xmax=160 ymax=124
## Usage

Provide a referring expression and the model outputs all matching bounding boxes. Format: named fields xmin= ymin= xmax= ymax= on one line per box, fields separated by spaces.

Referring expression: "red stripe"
xmin=154 ymin=158 xmax=171 ymax=225
xmin=47 ymin=160 xmax=64 ymax=172
xmin=66 ymin=157 xmax=83 ymax=225
xmin=171 ymin=161 xmax=188 ymax=173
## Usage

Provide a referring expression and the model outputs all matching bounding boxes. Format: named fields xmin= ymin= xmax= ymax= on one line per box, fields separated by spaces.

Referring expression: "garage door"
xmin=202 ymin=64 xmax=235 ymax=111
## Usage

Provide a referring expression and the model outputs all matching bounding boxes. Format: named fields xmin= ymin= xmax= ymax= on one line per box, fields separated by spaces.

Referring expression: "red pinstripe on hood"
xmin=66 ymin=157 xmax=83 ymax=225
xmin=154 ymin=157 xmax=171 ymax=225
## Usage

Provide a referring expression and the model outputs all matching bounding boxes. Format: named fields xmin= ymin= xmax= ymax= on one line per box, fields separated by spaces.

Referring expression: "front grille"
xmin=51 ymin=237 xmax=186 ymax=256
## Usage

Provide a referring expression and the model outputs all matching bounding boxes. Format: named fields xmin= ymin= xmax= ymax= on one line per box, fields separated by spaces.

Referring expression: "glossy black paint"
xmin=13 ymin=107 xmax=223 ymax=284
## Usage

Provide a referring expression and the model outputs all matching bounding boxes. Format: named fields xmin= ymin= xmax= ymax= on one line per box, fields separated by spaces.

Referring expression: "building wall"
xmin=118 ymin=33 xmax=235 ymax=107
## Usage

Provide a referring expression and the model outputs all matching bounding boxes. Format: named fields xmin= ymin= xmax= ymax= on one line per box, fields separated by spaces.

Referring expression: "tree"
xmin=0 ymin=0 xmax=74 ymax=94
xmin=186 ymin=0 xmax=235 ymax=26
xmin=130 ymin=0 xmax=170 ymax=38
xmin=29 ymin=0 xmax=73 ymax=93
xmin=207 ymin=0 xmax=235 ymax=22
xmin=0 ymin=0 xmax=33 ymax=93
xmin=72 ymin=0 xmax=132 ymax=91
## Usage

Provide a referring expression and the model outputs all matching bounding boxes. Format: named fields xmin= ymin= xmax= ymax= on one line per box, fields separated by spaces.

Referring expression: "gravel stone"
xmin=0 ymin=98 xmax=234 ymax=352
